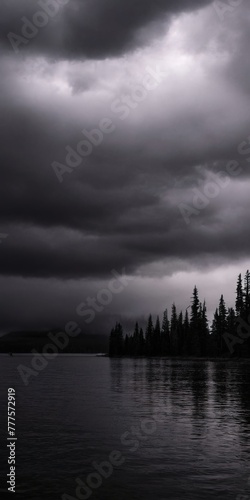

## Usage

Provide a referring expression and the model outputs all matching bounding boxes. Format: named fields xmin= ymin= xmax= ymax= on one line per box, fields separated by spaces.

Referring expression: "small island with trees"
xmin=109 ymin=270 xmax=250 ymax=358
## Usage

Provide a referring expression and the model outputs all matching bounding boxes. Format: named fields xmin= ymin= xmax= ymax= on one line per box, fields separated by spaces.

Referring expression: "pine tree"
xmin=242 ymin=270 xmax=250 ymax=356
xmin=219 ymin=295 xmax=227 ymax=327
xmin=177 ymin=311 xmax=184 ymax=355
xmin=161 ymin=309 xmax=170 ymax=355
xmin=211 ymin=308 xmax=218 ymax=332
xmin=200 ymin=300 xmax=209 ymax=356
xmin=227 ymin=307 xmax=236 ymax=336
xmin=153 ymin=316 xmax=161 ymax=356
xmin=212 ymin=308 xmax=219 ymax=335
xmin=123 ymin=334 xmax=129 ymax=356
xmin=191 ymin=286 xmax=199 ymax=322
xmin=211 ymin=308 xmax=219 ymax=356
xmin=183 ymin=309 xmax=190 ymax=355
xmin=212 ymin=296 xmax=227 ymax=356
xmin=236 ymin=274 xmax=244 ymax=317
xmin=133 ymin=322 xmax=140 ymax=356
xmin=139 ymin=328 xmax=145 ymax=356
xmin=218 ymin=295 xmax=227 ymax=355
xmin=108 ymin=323 xmax=124 ymax=357
xmin=189 ymin=286 xmax=201 ymax=356
xmin=170 ymin=304 xmax=178 ymax=355
xmin=244 ymin=270 xmax=250 ymax=319
xmin=145 ymin=314 xmax=154 ymax=356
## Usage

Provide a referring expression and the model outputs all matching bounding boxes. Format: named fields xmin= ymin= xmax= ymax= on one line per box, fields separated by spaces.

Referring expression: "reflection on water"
xmin=0 ymin=357 xmax=250 ymax=499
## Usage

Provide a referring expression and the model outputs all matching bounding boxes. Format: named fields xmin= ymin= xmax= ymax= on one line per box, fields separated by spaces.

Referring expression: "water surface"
xmin=1 ymin=356 xmax=250 ymax=499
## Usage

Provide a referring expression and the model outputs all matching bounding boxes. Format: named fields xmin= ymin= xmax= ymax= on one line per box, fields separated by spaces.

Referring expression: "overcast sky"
xmin=1 ymin=0 xmax=250 ymax=335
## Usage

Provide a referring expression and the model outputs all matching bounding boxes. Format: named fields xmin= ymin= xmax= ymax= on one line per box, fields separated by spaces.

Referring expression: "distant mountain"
xmin=0 ymin=329 xmax=108 ymax=354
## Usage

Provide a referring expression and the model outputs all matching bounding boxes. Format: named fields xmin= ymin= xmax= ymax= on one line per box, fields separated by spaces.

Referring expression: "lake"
xmin=1 ymin=356 xmax=250 ymax=499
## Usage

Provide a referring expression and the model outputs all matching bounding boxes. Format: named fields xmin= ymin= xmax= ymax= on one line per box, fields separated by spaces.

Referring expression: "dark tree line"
xmin=109 ymin=270 xmax=250 ymax=358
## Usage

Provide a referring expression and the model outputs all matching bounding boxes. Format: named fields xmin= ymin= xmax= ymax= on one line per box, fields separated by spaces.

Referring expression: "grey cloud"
xmin=0 ymin=0 xmax=212 ymax=59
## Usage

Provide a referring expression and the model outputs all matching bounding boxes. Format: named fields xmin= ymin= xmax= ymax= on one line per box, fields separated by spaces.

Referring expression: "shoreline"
xmin=2 ymin=352 xmax=250 ymax=362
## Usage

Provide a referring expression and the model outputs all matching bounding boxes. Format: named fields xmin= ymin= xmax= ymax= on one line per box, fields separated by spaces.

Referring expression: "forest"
xmin=109 ymin=271 xmax=250 ymax=358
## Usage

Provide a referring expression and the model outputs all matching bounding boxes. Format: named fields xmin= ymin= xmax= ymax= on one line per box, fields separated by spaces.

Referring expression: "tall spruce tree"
xmin=244 ymin=270 xmax=250 ymax=319
xmin=212 ymin=295 xmax=227 ymax=356
xmin=200 ymin=301 xmax=209 ymax=356
xmin=183 ymin=309 xmax=190 ymax=355
xmin=123 ymin=334 xmax=130 ymax=356
xmin=236 ymin=274 xmax=244 ymax=317
xmin=190 ymin=286 xmax=201 ymax=356
xmin=243 ymin=270 xmax=250 ymax=356
xmin=212 ymin=308 xmax=219 ymax=333
xmin=218 ymin=295 xmax=227 ymax=355
xmin=170 ymin=304 xmax=178 ymax=355
xmin=108 ymin=322 xmax=124 ymax=357
xmin=211 ymin=307 xmax=218 ymax=356
xmin=139 ymin=328 xmax=145 ymax=356
xmin=227 ymin=307 xmax=236 ymax=336
xmin=145 ymin=314 xmax=154 ymax=356
xmin=133 ymin=322 xmax=140 ymax=356
xmin=154 ymin=316 xmax=161 ymax=356
xmin=161 ymin=309 xmax=170 ymax=355
xmin=177 ymin=311 xmax=184 ymax=355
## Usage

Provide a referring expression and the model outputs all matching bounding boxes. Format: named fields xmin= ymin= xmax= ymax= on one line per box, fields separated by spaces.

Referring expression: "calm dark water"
xmin=1 ymin=356 xmax=250 ymax=500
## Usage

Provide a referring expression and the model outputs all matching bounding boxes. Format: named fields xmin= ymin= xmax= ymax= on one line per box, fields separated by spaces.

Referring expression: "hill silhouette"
xmin=0 ymin=330 xmax=108 ymax=354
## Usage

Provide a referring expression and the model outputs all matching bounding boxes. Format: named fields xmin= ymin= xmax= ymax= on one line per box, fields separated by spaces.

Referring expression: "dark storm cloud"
xmin=1 ymin=0 xmax=250 ymax=333
xmin=1 ymin=50 xmax=250 ymax=281
xmin=0 ymin=0 xmax=213 ymax=59
xmin=2 ymin=177 xmax=250 ymax=280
